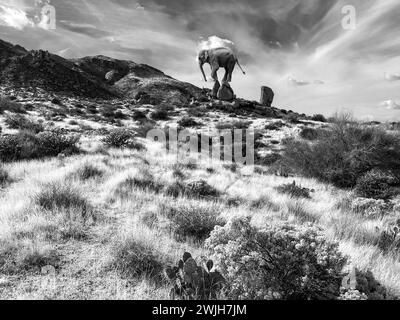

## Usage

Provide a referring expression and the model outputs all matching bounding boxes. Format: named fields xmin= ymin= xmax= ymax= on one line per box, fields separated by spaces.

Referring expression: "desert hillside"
xmin=1 ymin=40 xmax=400 ymax=300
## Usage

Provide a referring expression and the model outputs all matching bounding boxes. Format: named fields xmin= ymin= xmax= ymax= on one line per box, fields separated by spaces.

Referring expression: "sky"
xmin=1 ymin=0 xmax=400 ymax=121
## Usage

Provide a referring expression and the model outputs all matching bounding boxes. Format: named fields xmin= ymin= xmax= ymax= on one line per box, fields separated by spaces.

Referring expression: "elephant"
xmin=198 ymin=47 xmax=246 ymax=84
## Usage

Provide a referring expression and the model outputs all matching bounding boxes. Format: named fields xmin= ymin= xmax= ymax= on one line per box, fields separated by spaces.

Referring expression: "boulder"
xmin=217 ymin=82 xmax=235 ymax=101
xmin=260 ymin=86 xmax=274 ymax=107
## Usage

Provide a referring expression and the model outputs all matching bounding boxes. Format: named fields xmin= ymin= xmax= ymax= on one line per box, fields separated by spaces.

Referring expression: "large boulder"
xmin=217 ymin=82 xmax=235 ymax=101
xmin=260 ymin=86 xmax=274 ymax=107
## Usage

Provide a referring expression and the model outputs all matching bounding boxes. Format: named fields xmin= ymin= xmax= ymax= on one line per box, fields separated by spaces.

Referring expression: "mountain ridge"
xmin=0 ymin=39 xmax=203 ymax=104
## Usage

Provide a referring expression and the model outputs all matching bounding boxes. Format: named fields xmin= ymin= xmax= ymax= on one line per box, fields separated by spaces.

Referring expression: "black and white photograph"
xmin=0 ymin=0 xmax=400 ymax=305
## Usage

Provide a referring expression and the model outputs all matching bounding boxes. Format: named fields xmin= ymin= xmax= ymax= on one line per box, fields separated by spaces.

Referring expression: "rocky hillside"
xmin=0 ymin=39 xmax=202 ymax=104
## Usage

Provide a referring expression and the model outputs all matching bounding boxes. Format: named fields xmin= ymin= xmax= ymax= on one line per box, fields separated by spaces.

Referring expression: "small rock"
xmin=41 ymin=265 xmax=56 ymax=276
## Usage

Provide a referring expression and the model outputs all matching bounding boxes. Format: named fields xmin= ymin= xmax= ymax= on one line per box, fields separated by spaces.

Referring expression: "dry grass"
xmin=1 ymin=130 xmax=400 ymax=299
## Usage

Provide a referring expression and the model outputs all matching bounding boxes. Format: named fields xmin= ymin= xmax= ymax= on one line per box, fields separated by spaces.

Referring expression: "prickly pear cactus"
xmin=164 ymin=252 xmax=225 ymax=300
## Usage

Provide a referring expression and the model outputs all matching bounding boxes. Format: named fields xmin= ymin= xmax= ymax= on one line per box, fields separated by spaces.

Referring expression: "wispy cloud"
xmin=0 ymin=5 xmax=33 ymax=30
xmin=384 ymin=72 xmax=400 ymax=82
xmin=0 ymin=0 xmax=400 ymax=121
xmin=287 ymin=77 xmax=310 ymax=87
xmin=381 ymin=100 xmax=400 ymax=110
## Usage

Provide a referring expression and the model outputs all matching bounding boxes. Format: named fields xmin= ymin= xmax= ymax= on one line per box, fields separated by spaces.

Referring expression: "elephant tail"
xmin=236 ymin=59 xmax=246 ymax=75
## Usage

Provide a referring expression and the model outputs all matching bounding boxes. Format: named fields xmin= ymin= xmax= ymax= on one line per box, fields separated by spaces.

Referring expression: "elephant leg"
xmin=212 ymin=81 xmax=220 ymax=98
xmin=227 ymin=61 xmax=235 ymax=82
xmin=222 ymin=68 xmax=229 ymax=83
xmin=211 ymin=63 xmax=219 ymax=82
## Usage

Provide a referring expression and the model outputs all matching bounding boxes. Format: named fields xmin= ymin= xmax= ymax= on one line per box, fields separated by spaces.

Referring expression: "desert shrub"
xmin=187 ymin=106 xmax=208 ymax=117
xmin=129 ymin=174 xmax=163 ymax=193
xmin=34 ymin=182 xmax=94 ymax=239
xmin=0 ymin=97 xmax=26 ymax=114
xmin=134 ymin=122 xmax=156 ymax=138
xmin=265 ymin=121 xmax=286 ymax=131
xmin=79 ymin=123 xmax=93 ymax=131
xmin=159 ymin=201 xmax=225 ymax=242
xmin=223 ymin=163 xmax=238 ymax=173
xmin=35 ymin=183 xmax=92 ymax=215
xmin=150 ymin=108 xmax=169 ymax=120
xmin=351 ymin=197 xmax=393 ymax=218
xmin=185 ymin=180 xmax=220 ymax=199
xmin=0 ymin=240 xmax=59 ymax=274
xmin=36 ymin=130 xmax=80 ymax=156
xmin=72 ymin=162 xmax=104 ymax=181
xmin=87 ymin=105 xmax=98 ymax=114
xmin=255 ymin=153 xmax=281 ymax=166
xmin=276 ymin=182 xmax=311 ymax=199
xmin=0 ymin=130 xmax=80 ymax=162
xmin=100 ymin=105 xmax=114 ymax=117
xmin=178 ymin=117 xmax=198 ymax=128
xmin=286 ymin=201 xmax=317 ymax=223
xmin=282 ymin=120 xmax=400 ymax=188
xmin=111 ymin=237 xmax=163 ymax=279
xmin=332 ymin=215 xmax=381 ymax=248
xmin=249 ymin=196 xmax=279 ymax=211
xmin=51 ymin=97 xmax=62 ymax=105
xmin=311 ymin=114 xmax=327 ymax=123
xmin=216 ymin=120 xmax=252 ymax=131
xmin=226 ymin=196 xmax=244 ymax=208
xmin=355 ymin=170 xmax=399 ymax=200
xmin=165 ymin=180 xmax=186 ymax=198
xmin=0 ymin=166 xmax=11 ymax=187
xmin=4 ymin=114 xmax=44 ymax=133
xmin=112 ymin=172 xmax=163 ymax=200
xmin=102 ymin=128 xmax=144 ymax=150
xmin=114 ymin=110 xmax=126 ymax=120
xmin=141 ymin=210 xmax=159 ymax=229
xmin=206 ymin=167 xmax=216 ymax=174
xmin=299 ymin=127 xmax=319 ymax=140
xmin=132 ymin=110 xmax=148 ymax=121
xmin=205 ymin=218 xmax=347 ymax=300
xmin=171 ymin=164 xmax=186 ymax=179
xmin=376 ymin=218 xmax=400 ymax=253
xmin=285 ymin=113 xmax=300 ymax=124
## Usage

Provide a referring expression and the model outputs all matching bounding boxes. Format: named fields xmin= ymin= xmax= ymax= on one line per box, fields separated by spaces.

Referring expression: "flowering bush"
xmin=102 ymin=128 xmax=144 ymax=150
xmin=351 ymin=197 xmax=393 ymax=218
xmin=205 ymin=217 xmax=347 ymax=300
xmin=339 ymin=289 xmax=368 ymax=300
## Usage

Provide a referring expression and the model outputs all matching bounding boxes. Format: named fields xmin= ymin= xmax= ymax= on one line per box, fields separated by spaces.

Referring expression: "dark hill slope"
xmin=0 ymin=39 xmax=203 ymax=104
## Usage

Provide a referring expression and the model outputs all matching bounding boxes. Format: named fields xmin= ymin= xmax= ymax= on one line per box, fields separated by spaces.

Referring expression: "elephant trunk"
xmin=199 ymin=60 xmax=207 ymax=82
